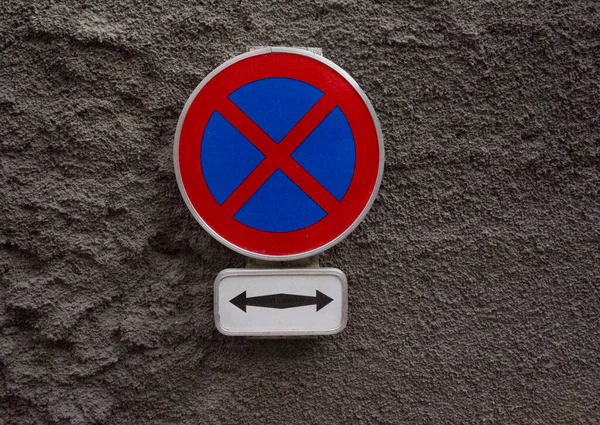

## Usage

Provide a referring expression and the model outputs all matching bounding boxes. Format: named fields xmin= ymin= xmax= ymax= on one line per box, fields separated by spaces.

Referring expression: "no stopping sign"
xmin=174 ymin=47 xmax=384 ymax=260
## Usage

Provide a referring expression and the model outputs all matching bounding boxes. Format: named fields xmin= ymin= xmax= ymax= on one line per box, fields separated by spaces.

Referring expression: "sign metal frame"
xmin=174 ymin=47 xmax=384 ymax=261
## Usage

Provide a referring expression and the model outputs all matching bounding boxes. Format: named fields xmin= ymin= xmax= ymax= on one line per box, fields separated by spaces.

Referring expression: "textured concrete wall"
xmin=1 ymin=1 xmax=599 ymax=424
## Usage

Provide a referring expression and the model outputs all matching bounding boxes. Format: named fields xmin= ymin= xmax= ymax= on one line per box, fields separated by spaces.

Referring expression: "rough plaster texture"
xmin=1 ymin=1 xmax=599 ymax=424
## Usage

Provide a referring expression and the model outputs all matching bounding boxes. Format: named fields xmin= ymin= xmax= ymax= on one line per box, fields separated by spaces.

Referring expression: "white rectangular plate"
xmin=215 ymin=268 xmax=347 ymax=336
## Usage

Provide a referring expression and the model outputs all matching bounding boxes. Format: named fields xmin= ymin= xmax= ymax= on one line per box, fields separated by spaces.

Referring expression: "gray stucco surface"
xmin=1 ymin=1 xmax=599 ymax=424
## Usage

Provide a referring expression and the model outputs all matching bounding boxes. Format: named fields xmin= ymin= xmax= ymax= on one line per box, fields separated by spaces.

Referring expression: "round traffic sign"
xmin=174 ymin=47 xmax=383 ymax=260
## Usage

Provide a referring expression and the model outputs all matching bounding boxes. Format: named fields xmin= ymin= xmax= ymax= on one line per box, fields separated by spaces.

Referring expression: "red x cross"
xmin=215 ymin=95 xmax=341 ymax=217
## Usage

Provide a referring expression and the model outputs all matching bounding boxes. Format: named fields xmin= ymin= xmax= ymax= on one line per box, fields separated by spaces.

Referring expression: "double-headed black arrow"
xmin=230 ymin=290 xmax=333 ymax=312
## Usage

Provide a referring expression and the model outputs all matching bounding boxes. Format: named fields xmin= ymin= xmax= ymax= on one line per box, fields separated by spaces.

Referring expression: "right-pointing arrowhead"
xmin=230 ymin=291 xmax=247 ymax=312
xmin=315 ymin=290 xmax=334 ymax=311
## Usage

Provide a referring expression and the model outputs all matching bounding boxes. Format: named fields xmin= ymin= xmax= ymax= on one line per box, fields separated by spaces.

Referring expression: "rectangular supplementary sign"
xmin=215 ymin=268 xmax=347 ymax=336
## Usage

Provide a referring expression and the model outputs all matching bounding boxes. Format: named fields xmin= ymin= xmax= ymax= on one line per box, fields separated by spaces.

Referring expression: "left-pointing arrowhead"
xmin=315 ymin=290 xmax=333 ymax=311
xmin=230 ymin=291 xmax=247 ymax=312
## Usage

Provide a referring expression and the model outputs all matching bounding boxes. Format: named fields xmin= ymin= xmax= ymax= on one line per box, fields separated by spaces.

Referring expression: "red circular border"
xmin=177 ymin=52 xmax=380 ymax=258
